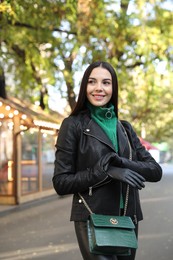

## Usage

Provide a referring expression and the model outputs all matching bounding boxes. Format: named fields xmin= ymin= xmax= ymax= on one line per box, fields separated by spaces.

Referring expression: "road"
xmin=0 ymin=163 xmax=172 ymax=260
xmin=136 ymin=163 xmax=173 ymax=260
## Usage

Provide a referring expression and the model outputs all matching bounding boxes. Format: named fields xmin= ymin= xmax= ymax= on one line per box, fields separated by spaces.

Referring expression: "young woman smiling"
xmin=53 ymin=61 xmax=162 ymax=260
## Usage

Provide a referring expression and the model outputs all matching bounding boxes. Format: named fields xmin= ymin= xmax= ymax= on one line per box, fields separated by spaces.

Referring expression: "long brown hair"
xmin=71 ymin=61 xmax=118 ymax=117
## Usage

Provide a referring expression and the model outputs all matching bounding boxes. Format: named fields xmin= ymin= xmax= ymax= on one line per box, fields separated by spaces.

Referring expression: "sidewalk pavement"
xmin=0 ymin=194 xmax=58 ymax=217
xmin=0 ymin=204 xmax=18 ymax=216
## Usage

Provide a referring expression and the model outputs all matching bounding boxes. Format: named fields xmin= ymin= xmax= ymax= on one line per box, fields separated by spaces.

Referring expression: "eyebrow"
xmin=88 ymin=77 xmax=111 ymax=81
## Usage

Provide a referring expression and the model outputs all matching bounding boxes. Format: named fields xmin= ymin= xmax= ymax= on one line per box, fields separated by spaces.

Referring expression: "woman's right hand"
xmin=107 ymin=166 xmax=146 ymax=190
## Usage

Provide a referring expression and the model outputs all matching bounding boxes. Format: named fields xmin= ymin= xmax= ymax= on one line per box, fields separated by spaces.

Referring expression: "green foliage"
xmin=0 ymin=0 xmax=173 ymax=143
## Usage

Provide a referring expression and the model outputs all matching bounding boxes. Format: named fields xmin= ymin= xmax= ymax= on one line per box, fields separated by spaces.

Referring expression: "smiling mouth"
xmin=92 ymin=94 xmax=105 ymax=98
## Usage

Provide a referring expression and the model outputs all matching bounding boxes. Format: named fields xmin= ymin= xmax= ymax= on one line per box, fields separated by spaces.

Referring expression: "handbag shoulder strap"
xmin=79 ymin=121 xmax=132 ymax=216
xmin=119 ymin=121 xmax=132 ymax=216
xmin=119 ymin=121 xmax=132 ymax=160
xmin=78 ymin=193 xmax=93 ymax=214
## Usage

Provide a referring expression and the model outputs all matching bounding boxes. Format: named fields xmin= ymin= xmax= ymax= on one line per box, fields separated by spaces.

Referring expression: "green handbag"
xmin=87 ymin=213 xmax=137 ymax=255
xmin=79 ymin=185 xmax=138 ymax=256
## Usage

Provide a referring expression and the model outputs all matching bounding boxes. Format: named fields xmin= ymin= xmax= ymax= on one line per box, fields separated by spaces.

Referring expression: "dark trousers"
xmin=74 ymin=221 xmax=138 ymax=260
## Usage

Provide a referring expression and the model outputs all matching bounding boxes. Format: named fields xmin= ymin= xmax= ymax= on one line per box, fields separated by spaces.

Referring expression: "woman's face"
xmin=86 ymin=67 xmax=112 ymax=107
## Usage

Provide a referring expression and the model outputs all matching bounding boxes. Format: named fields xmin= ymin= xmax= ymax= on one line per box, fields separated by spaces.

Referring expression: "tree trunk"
xmin=39 ymin=86 xmax=48 ymax=110
xmin=0 ymin=69 xmax=7 ymax=99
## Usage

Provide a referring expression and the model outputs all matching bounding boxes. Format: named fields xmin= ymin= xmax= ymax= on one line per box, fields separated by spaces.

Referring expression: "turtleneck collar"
xmin=87 ymin=102 xmax=115 ymax=120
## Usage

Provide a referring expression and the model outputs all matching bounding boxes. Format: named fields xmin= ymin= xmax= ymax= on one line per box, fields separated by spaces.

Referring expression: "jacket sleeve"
xmin=52 ymin=116 xmax=107 ymax=195
xmin=120 ymin=121 xmax=162 ymax=182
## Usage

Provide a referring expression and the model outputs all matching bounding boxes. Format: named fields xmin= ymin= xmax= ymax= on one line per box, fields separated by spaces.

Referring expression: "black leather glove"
xmin=89 ymin=152 xmax=117 ymax=182
xmin=104 ymin=152 xmax=122 ymax=167
xmin=107 ymin=166 xmax=145 ymax=190
xmin=93 ymin=152 xmax=117 ymax=173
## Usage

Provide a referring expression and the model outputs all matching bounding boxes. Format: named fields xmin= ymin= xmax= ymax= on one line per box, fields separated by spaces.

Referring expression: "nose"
xmin=95 ymin=82 xmax=103 ymax=91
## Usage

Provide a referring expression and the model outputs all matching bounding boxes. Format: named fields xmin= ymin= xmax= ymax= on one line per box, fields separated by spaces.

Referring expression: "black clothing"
xmin=53 ymin=111 xmax=162 ymax=223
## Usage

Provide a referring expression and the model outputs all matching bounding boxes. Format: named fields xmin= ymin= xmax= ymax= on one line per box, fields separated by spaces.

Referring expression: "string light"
xmin=0 ymin=114 xmax=4 ymax=118
xmin=0 ymin=100 xmax=60 ymax=131
xmin=21 ymin=114 xmax=27 ymax=120
xmin=5 ymin=105 xmax=11 ymax=111
xmin=14 ymin=110 xmax=19 ymax=115
xmin=20 ymin=125 xmax=28 ymax=131
xmin=9 ymin=113 xmax=14 ymax=118
xmin=33 ymin=120 xmax=60 ymax=129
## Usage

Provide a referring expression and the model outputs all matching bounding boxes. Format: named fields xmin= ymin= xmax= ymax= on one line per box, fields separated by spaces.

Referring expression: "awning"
xmin=0 ymin=96 xmax=64 ymax=130
xmin=139 ymin=137 xmax=159 ymax=150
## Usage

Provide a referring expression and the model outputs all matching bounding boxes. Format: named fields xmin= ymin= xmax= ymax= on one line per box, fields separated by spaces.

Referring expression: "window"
xmin=21 ymin=129 xmax=39 ymax=194
xmin=41 ymin=131 xmax=56 ymax=190
xmin=0 ymin=120 xmax=13 ymax=195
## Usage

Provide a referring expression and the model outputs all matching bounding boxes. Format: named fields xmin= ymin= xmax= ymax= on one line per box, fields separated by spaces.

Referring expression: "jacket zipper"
xmin=89 ymin=176 xmax=111 ymax=196
xmin=84 ymin=131 xmax=113 ymax=196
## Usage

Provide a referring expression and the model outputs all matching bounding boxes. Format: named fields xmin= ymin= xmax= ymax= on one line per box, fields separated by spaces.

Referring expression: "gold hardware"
xmin=110 ymin=218 xmax=118 ymax=225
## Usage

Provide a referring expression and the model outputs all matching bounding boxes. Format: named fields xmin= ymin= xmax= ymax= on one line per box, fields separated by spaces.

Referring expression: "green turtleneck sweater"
xmin=87 ymin=102 xmax=124 ymax=209
xmin=87 ymin=103 xmax=118 ymax=152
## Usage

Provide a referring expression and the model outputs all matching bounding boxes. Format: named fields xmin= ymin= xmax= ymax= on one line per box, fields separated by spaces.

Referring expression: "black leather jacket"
xmin=53 ymin=111 xmax=162 ymax=223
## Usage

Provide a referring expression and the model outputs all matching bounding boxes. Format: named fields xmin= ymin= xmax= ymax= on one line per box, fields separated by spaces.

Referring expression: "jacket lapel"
xmin=83 ymin=119 xmax=116 ymax=151
xmin=83 ymin=116 xmax=130 ymax=158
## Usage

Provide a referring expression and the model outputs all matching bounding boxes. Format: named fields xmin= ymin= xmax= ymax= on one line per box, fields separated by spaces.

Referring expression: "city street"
xmin=0 ymin=163 xmax=172 ymax=260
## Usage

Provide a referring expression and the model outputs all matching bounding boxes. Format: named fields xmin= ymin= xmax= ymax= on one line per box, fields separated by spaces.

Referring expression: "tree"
xmin=0 ymin=0 xmax=173 ymax=143
xmin=0 ymin=66 xmax=6 ymax=98
xmin=0 ymin=0 xmax=65 ymax=105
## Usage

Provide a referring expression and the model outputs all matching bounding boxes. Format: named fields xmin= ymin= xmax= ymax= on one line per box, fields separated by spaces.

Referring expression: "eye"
xmin=103 ymin=80 xmax=111 ymax=85
xmin=88 ymin=79 xmax=96 ymax=84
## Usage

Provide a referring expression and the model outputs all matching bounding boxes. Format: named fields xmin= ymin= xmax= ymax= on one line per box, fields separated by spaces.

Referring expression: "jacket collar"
xmin=83 ymin=118 xmax=115 ymax=149
xmin=83 ymin=115 xmax=130 ymax=157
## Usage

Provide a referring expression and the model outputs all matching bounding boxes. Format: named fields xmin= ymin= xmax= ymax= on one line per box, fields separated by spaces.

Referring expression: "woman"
xmin=52 ymin=61 xmax=162 ymax=260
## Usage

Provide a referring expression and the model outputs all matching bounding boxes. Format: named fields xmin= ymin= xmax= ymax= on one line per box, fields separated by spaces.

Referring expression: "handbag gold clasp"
xmin=110 ymin=218 xmax=118 ymax=225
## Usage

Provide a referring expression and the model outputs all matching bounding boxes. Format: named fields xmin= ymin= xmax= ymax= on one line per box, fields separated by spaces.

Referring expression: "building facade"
xmin=0 ymin=97 xmax=63 ymax=205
